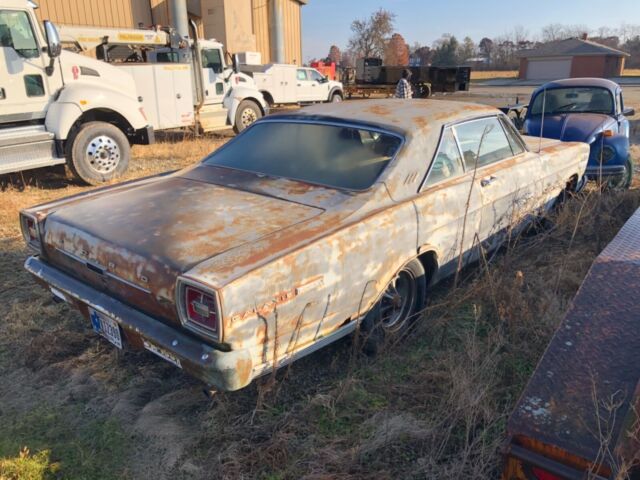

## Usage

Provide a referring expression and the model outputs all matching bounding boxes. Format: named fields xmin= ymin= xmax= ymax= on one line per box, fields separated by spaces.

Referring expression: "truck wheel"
xmin=233 ymin=100 xmax=262 ymax=134
xmin=330 ymin=92 xmax=343 ymax=103
xmin=359 ymin=259 xmax=427 ymax=355
xmin=68 ymin=122 xmax=130 ymax=185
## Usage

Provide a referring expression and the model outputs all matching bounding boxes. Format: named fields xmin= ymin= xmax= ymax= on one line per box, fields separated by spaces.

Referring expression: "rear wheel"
xmin=68 ymin=122 xmax=130 ymax=185
xmin=360 ymin=259 xmax=427 ymax=355
xmin=233 ymin=100 xmax=262 ymax=134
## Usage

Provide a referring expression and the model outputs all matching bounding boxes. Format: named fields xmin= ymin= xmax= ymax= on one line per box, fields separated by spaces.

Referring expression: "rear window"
xmin=203 ymin=121 xmax=402 ymax=190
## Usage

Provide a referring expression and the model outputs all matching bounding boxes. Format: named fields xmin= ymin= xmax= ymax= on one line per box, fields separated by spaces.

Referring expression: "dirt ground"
xmin=1 ymin=88 xmax=639 ymax=479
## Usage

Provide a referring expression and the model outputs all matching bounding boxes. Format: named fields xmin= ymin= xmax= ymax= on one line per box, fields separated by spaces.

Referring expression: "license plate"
xmin=89 ymin=308 xmax=122 ymax=349
xmin=143 ymin=340 xmax=182 ymax=369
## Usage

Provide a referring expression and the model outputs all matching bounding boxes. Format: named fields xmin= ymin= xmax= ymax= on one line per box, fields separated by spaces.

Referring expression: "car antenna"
xmin=538 ymin=88 xmax=547 ymax=154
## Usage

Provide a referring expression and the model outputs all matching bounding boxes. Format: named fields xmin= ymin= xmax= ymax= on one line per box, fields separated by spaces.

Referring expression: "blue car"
xmin=520 ymin=78 xmax=634 ymax=188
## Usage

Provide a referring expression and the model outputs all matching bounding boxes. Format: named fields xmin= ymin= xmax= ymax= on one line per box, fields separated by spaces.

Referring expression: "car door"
xmin=307 ymin=68 xmax=330 ymax=101
xmin=201 ymin=47 xmax=226 ymax=106
xmin=0 ymin=8 xmax=60 ymax=123
xmin=295 ymin=68 xmax=313 ymax=102
xmin=414 ymin=127 xmax=483 ymax=276
xmin=453 ymin=116 xmax=537 ymax=251
xmin=615 ymin=88 xmax=630 ymax=138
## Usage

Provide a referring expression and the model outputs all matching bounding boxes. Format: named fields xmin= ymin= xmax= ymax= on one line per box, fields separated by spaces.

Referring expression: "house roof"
xmin=518 ymin=37 xmax=630 ymax=59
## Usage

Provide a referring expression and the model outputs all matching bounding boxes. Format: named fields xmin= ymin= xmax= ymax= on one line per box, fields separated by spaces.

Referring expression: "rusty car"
xmin=20 ymin=99 xmax=590 ymax=391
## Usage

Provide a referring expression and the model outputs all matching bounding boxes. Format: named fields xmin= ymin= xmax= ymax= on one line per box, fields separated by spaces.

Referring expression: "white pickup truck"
xmin=239 ymin=62 xmax=344 ymax=107
xmin=0 ymin=0 xmax=153 ymax=184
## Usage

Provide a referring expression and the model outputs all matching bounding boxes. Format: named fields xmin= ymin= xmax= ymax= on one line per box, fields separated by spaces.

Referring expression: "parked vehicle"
xmin=59 ymin=24 xmax=268 ymax=134
xmin=503 ymin=206 xmax=640 ymax=480
xmin=503 ymin=78 xmax=635 ymax=188
xmin=0 ymin=0 xmax=153 ymax=184
xmin=21 ymin=99 xmax=589 ymax=392
xmin=237 ymin=60 xmax=344 ymax=106
xmin=343 ymin=57 xmax=471 ymax=99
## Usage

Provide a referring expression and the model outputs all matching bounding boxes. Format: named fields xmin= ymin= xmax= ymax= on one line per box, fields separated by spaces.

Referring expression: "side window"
xmin=0 ymin=10 xmax=39 ymax=58
xmin=426 ymin=128 xmax=464 ymax=186
xmin=201 ymin=49 xmax=223 ymax=73
xmin=309 ymin=69 xmax=324 ymax=82
xmin=24 ymin=74 xmax=44 ymax=96
xmin=297 ymin=69 xmax=308 ymax=81
xmin=454 ymin=117 xmax=515 ymax=169
xmin=499 ymin=116 xmax=525 ymax=156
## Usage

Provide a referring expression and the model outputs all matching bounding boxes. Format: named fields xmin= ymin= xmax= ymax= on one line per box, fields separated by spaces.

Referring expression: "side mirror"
xmin=43 ymin=21 xmax=61 ymax=76
xmin=623 ymin=107 xmax=635 ymax=117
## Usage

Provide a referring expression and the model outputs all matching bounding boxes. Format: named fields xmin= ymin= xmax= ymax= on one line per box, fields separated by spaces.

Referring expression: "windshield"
xmin=203 ymin=121 xmax=402 ymax=190
xmin=529 ymin=87 xmax=614 ymax=115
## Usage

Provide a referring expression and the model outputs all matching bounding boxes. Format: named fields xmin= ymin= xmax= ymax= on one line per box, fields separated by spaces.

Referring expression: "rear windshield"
xmin=529 ymin=87 xmax=614 ymax=115
xmin=203 ymin=121 xmax=402 ymax=190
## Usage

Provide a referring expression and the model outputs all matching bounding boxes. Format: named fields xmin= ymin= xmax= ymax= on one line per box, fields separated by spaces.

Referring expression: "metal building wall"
xmin=250 ymin=0 xmax=302 ymax=65
xmin=34 ymin=0 xmax=152 ymax=28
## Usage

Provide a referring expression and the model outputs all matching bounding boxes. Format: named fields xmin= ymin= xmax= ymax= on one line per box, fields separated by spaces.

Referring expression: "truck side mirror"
xmin=623 ymin=107 xmax=635 ymax=117
xmin=43 ymin=21 xmax=61 ymax=76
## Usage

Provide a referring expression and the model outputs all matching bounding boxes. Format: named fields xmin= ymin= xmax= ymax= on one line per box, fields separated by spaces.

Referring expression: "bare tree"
xmin=347 ymin=8 xmax=396 ymax=59
xmin=327 ymin=45 xmax=341 ymax=64
xmin=458 ymin=36 xmax=477 ymax=62
xmin=411 ymin=43 xmax=433 ymax=66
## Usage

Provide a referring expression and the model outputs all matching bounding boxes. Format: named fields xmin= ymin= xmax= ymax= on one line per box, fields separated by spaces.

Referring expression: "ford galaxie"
xmin=21 ymin=99 xmax=589 ymax=391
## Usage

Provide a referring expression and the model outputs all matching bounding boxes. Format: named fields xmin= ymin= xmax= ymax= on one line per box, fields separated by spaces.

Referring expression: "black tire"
xmin=233 ymin=100 xmax=262 ymax=134
xmin=360 ymin=259 xmax=427 ymax=355
xmin=614 ymin=156 xmax=634 ymax=189
xmin=68 ymin=122 xmax=130 ymax=185
xmin=329 ymin=91 xmax=343 ymax=103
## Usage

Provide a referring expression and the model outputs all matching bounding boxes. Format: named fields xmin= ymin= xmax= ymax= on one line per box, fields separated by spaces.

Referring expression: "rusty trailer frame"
xmin=503 ymin=206 xmax=640 ymax=479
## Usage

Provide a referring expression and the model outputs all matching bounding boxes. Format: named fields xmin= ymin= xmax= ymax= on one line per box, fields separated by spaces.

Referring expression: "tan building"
xmin=33 ymin=0 xmax=307 ymax=64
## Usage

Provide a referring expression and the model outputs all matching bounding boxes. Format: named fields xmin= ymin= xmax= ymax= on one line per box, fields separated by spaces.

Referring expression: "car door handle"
xmin=0 ymin=88 xmax=5 ymax=100
xmin=480 ymin=176 xmax=497 ymax=187
xmin=297 ymin=83 xmax=301 ymax=87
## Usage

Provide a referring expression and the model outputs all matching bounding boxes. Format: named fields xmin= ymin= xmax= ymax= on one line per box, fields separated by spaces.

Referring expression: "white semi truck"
xmin=58 ymin=23 xmax=269 ymax=135
xmin=0 ymin=0 xmax=154 ymax=184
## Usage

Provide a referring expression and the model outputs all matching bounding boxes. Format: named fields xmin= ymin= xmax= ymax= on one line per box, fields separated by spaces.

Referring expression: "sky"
xmin=301 ymin=0 xmax=640 ymax=62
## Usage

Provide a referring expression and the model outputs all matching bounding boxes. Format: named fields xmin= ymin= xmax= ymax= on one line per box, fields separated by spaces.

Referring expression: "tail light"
xmin=529 ymin=467 xmax=562 ymax=480
xmin=20 ymin=213 xmax=41 ymax=252
xmin=177 ymin=279 xmax=220 ymax=339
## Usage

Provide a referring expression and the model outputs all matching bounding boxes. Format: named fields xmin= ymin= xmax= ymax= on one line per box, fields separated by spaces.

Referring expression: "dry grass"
xmin=622 ymin=69 xmax=640 ymax=77
xmin=0 ymin=131 xmax=639 ymax=478
xmin=470 ymin=70 xmax=518 ymax=80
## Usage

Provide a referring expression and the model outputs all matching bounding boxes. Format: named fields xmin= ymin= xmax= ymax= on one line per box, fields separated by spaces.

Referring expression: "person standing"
xmin=395 ymin=69 xmax=413 ymax=99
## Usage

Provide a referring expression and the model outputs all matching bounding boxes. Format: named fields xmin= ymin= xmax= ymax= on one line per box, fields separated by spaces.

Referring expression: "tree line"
xmin=313 ymin=9 xmax=640 ymax=71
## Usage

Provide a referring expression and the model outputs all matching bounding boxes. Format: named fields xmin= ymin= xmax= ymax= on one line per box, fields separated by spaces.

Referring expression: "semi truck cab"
xmin=0 ymin=0 xmax=152 ymax=184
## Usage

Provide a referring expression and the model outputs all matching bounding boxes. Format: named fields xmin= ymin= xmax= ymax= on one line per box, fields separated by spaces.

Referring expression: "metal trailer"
xmin=502 ymin=207 xmax=640 ymax=480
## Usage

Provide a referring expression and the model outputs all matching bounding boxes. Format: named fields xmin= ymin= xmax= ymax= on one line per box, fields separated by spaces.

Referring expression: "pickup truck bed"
xmin=503 ymin=207 xmax=640 ymax=479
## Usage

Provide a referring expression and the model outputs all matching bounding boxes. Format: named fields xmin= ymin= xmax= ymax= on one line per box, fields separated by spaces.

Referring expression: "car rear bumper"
xmin=24 ymin=255 xmax=252 ymax=391
xmin=585 ymin=164 xmax=626 ymax=179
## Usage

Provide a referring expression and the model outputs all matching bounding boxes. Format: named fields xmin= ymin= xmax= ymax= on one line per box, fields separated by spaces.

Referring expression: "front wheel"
xmin=360 ymin=259 xmax=427 ymax=355
xmin=233 ymin=100 xmax=262 ymax=134
xmin=329 ymin=92 xmax=343 ymax=103
xmin=608 ymin=156 xmax=634 ymax=190
xmin=68 ymin=122 xmax=130 ymax=185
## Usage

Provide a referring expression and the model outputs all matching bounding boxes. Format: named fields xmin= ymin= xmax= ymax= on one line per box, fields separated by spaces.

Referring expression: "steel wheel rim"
xmin=240 ymin=108 xmax=257 ymax=127
xmin=332 ymin=95 xmax=342 ymax=103
xmin=85 ymin=135 xmax=120 ymax=174
xmin=379 ymin=270 xmax=416 ymax=331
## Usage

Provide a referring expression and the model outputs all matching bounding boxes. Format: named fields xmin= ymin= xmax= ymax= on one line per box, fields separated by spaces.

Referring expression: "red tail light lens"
xmin=184 ymin=285 xmax=218 ymax=334
xmin=531 ymin=467 xmax=562 ymax=480
xmin=20 ymin=214 xmax=41 ymax=251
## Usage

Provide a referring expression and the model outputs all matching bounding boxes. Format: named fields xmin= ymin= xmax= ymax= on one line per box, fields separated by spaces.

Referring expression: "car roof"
xmin=533 ymin=77 xmax=619 ymax=95
xmin=267 ymin=99 xmax=499 ymax=136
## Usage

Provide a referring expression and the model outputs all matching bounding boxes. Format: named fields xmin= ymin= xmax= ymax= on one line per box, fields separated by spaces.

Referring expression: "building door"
xmin=526 ymin=58 xmax=572 ymax=80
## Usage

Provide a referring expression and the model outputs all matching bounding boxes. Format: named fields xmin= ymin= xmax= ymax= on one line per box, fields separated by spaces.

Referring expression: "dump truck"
xmin=58 ymin=23 xmax=268 ymax=134
xmin=0 ymin=0 xmax=153 ymax=184
xmin=502 ymin=207 xmax=640 ymax=479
